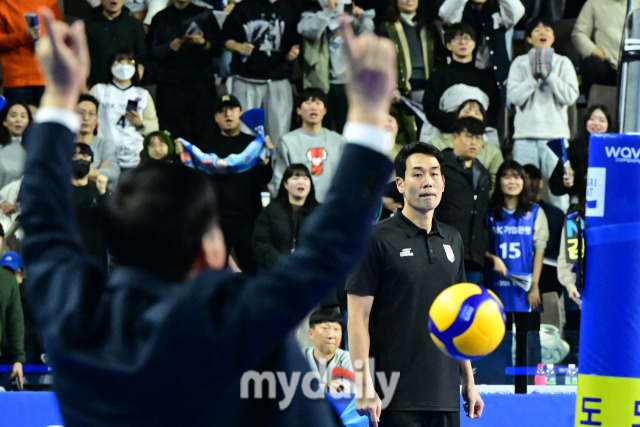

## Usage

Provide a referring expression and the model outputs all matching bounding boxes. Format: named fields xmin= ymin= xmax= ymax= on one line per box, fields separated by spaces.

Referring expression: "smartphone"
xmin=24 ymin=13 xmax=38 ymax=28
xmin=185 ymin=21 xmax=201 ymax=36
xmin=126 ymin=99 xmax=139 ymax=112
xmin=10 ymin=375 xmax=21 ymax=391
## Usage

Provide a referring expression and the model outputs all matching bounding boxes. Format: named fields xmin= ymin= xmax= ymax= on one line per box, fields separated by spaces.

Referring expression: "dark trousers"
xmin=380 ymin=410 xmax=460 ymax=427
xmin=322 ymin=83 xmax=348 ymax=133
xmin=155 ymin=81 xmax=216 ymax=147
xmin=507 ymin=312 xmax=541 ymax=393
xmin=221 ymin=220 xmax=258 ymax=275
xmin=581 ymin=56 xmax=617 ymax=101
xmin=3 ymin=86 xmax=44 ymax=106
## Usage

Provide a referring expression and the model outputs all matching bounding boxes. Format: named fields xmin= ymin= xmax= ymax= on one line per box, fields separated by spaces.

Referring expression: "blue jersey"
xmin=488 ymin=204 xmax=540 ymax=312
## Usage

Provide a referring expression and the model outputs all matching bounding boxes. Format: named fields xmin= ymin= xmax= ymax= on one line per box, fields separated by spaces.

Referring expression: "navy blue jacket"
xmin=20 ymin=121 xmax=392 ymax=426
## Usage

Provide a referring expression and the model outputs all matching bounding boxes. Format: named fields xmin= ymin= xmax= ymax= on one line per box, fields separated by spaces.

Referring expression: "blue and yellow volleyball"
xmin=428 ymin=283 xmax=506 ymax=360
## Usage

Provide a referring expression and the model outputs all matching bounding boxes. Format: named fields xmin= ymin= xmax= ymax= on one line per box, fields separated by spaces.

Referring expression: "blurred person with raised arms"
xmin=19 ymin=8 xmax=397 ymax=426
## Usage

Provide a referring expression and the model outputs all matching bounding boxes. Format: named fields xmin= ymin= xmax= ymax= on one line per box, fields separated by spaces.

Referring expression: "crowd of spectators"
xmin=0 ymin=0 xmax=625 ymax=389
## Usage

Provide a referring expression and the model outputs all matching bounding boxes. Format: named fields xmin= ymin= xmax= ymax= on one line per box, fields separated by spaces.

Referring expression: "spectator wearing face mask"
xmin=71 ymin=143 xmax=110 ymax=267
xmin=84 ymin=0 xmax=147 ymax=86
xmin=89 ymin=49 xmax=159 ymax=170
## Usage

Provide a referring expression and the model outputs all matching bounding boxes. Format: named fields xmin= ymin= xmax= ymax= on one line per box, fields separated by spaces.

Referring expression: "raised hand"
xmin=36 ymin=7 xmax=90 ymax=111
xmin=341 ymin=19 xmax=396 ymax=128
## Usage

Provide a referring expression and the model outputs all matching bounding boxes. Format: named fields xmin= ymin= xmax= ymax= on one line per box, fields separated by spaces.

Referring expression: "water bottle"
xmin=571 ymin=365 xmax=578 ymax=385
xmin=565 ymin=364 xmax=576 ymax=385
xmin=546 ymin=364 xmax=556 ymax=385
xmin=535 ymin=363 xmax=546 ymax=385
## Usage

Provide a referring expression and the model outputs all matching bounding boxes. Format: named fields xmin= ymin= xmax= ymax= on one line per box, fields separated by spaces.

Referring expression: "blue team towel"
xmin=179 ymin=108 xmax=271 ymax=174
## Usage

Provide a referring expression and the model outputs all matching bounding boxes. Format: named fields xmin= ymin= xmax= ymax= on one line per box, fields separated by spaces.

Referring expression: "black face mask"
xmin=72 ymin=159 xmax=91 ymax=179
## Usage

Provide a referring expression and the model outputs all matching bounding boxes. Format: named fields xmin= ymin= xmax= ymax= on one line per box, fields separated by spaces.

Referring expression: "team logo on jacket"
xmin=443 ymin=244 xmax=455 ymax=263
xmin=307 ymin=147 xmax=327 ymax=175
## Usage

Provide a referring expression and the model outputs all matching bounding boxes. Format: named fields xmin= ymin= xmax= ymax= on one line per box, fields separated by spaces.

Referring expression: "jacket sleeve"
xmin=148 ymin=15 xmax=174 ymax=60
xmin=97 ymin=139 xmax=121 ymax=184
xmin=141 ymin=93 xmax=160 ymax=134
xmin=546 ymin=56 xmax=579 ymax=107
xmin=439 ymin=0 xmax=467 ymax=24
xmin=298 ymin=10 xmax=331 ymax=40
xmin=497 ymin=0 xmax=525 ymax=30
xmin=269 ymin=137 xmax=289 ymax=196
xmin=252 ymin=207 xmax=283 ymax=269
xmin=132 ymin=20 xmax=148 ymax=66
xmin=19 ymin=122 xmax=108 ymax=341
xmin=507 ymin=56 xmax=539 ymax=107
xmin=144 ymin=0 xmax=168 ymax=26
xmin=0 ymin=15 xmax=32 ymax=52
xmin=202 ymin=142 xmax=394 ymax=372
xmin=571 ymin=2 xmax=598 ymax=59
xmin=5 ymin=280 xmax=25 ymax=364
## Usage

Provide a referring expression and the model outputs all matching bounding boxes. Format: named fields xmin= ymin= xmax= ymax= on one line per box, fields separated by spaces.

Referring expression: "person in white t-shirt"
xmin=90 ymin=48 xmax=159 ymax=169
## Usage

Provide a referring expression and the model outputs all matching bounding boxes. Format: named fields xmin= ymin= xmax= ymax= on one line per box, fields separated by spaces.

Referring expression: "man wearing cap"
xmin=0 ymin=228 xmax=26 ymax=389
xmin=196 ymin=94 xmax=273 ymax=274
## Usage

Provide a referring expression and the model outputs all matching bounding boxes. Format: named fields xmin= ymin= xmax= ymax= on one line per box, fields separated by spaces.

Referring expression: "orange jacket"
xmin=0 ymin=0 xmax=62 ymax=88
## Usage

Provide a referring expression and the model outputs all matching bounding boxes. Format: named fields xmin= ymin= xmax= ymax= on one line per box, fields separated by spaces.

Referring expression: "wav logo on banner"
xmin=586 ymin=167 xmax=606 ymax=217
xmin=604 ymin=145 xmax=640 ymax=163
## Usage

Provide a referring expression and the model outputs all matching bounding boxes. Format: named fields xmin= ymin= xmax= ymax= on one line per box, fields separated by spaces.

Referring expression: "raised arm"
xmin=439 ymin=0 xmax=467 ymax=24
xmin=208 ymin=21 xmax=397 ymax=372
xmin=19 ymin=9 xmax=107 ymax=336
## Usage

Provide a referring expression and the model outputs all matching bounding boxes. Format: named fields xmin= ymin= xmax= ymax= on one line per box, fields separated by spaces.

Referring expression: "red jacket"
xmin=0 ymin=0 xmax=62 ymax=88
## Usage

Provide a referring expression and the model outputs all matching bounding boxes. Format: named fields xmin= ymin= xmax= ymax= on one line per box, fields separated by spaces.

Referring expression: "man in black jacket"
xmin=435 ymin=116 xmax=491 ymax=285
xmin=84 ymin=0 xmax=146 ymax=86
xmin=148 ymin=0 xmax=222 ymax=146
xmin=21 ymin=9 xmax=396 ymax=426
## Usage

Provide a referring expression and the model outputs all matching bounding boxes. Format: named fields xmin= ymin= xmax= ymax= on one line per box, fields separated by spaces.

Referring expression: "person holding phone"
xmin=0 ymin=2 xmax=63 ymax=105
xmin=21 ymin=8 xmax=397 ymax=425
xmin=89 ymin=48 xmax=159 ymax=169
xmin=148 ymin=0 xmax=222 ymax=148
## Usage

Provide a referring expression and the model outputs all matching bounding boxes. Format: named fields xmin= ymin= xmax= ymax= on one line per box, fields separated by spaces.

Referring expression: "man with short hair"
xmin=271 ymin=87 xmax=345 ymax=201
xmin=75 ymin=94 xmax=120 ymax=188
xmin=20 ymin=9 xmax=397 ymax=425
xmin=435 ymin=117 xmax=490 ymax=286
xmin=0 ymin=225 xmax=25 ymax=390
xmin=305 ymin=307 xmax=354 ymax=393
xmin=71 ymin=143 xmax=110 ymax=267
xmin=347 ymin=142 xmax=483 ymax=427
xmin=222 ymin=0 xmax=306 ymax=145
xmin=201 ymin=94 xmax=273 ymax=275
xmin=148 ymin=0 xmax=222 ymax=146
xmin=422 ymin=23 xmax=500 ymax=136
xmin=84 ymin=0 xmax=147 ymax=86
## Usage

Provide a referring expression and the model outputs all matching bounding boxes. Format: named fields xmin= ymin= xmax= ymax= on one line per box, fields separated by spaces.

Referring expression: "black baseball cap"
xmin=215 ymin=94 xmax=242 ymax=112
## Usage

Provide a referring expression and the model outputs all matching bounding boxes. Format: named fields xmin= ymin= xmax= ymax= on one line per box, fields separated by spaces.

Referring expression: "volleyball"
xmin=429 ymin=283 xmax=506 ymax=360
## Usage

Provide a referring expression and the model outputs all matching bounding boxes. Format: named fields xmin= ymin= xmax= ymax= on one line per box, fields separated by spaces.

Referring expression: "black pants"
xmin=3 ymin=85 xmax=44 ymax=106
xmin=581 ymin=56 xmax=617 ymax=101
xmin=155 ymin=81 xmax=216 ymax=147
xmin=221 ymin=220 xmax=258 ymax=275
xmin=322 ymin=83 xmax=347 ymax=133
xmin=507 ymin=312 xmax=541 ymax=394
xmin=380 ymin=410 xmax=460 ymax=427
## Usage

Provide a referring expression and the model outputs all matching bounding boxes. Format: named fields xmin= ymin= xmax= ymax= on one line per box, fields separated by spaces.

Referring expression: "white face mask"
xmin=111 ymin=63 xmax=136 ymax=81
